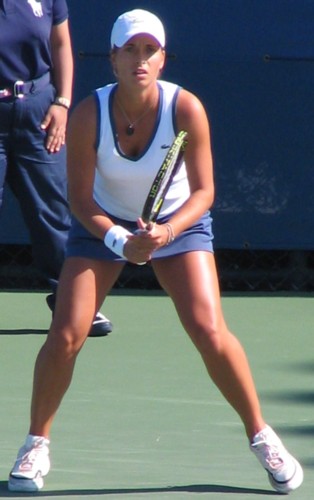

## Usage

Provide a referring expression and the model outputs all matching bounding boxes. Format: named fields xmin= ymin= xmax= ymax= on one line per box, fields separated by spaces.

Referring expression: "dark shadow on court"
xmin=290 ymin=361 xmax=314 ymax=374
xmin=0 ymin=329 xmax=47 ymax=335
xmin=260 ymin=392 xmax=314 ymax=440
xmin=0 ymin=481 xmax=280 ymax=497
xmin=274 ymin=424 xmax=314 ymax=437
xmin=261 ymin=390 xmax=314 ymax=406
xmin=301 ymin=458 xmax=314 ymax=467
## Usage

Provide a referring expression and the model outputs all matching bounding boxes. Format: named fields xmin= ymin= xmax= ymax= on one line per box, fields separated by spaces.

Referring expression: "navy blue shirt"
xmin=0 ymin=0 xmax=68 ymax=86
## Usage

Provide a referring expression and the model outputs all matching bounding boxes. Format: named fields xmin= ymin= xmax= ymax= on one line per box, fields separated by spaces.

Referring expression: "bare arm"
xmin=66 ymin=96 xmax=114 ymax=239
xmin=50 ymin=19 xmax=73 ymax=102
xmin=41 ymin=20 xmax=74 ymax=153
xmin=135 ymin=89 xmax=214 ymax=254
xmin=159 ymin=89 xmax=215 ymax=237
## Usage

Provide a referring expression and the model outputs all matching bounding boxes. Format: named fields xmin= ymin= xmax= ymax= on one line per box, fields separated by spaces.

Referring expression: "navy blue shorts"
xmin=66 ymin=211 xmax=214 ymax=262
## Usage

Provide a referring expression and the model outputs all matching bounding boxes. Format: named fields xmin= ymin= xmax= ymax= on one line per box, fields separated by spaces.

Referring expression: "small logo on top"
xmin=27 ymin=0 xmax=43 ymax=17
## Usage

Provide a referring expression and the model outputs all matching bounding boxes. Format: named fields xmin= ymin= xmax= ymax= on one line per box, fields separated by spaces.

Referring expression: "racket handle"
xmin=133 ymin=228 xmax=152 ymax=265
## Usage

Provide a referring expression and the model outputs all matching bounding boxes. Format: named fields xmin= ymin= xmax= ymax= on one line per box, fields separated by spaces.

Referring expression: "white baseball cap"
xmin=110 ymin=9 xmax=166 ymax=49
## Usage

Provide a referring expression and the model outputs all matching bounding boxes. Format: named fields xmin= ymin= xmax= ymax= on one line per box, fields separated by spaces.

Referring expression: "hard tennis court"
xmin=1 ymin=290 xmax=313 ymax=499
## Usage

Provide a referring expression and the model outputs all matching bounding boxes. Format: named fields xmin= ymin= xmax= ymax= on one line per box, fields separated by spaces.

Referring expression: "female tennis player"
xmin=9 ymin=9 xmax=303 ymax=493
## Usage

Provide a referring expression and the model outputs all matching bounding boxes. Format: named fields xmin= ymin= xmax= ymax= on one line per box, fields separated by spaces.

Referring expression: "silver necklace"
xmin=116 ymin=98 xmax=154 ymax=136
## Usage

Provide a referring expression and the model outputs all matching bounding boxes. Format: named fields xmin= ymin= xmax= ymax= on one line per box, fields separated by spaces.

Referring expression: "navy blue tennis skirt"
xmin=66 ymin=211 xmax=214 ymax=262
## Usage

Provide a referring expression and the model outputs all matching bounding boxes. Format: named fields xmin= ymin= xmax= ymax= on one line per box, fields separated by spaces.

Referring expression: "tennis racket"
xmin=141 ymin=130 xmax=188 ymax=224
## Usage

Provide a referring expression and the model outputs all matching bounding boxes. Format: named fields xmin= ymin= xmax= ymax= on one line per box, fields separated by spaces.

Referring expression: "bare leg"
xmin=153 ymin=251 xmax=266 ymax=441
xmin=29 ymin=257 xmax=123 ymax=438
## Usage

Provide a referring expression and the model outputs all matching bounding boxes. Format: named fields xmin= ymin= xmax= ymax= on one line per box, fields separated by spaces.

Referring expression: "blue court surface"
xmin=0 ymin=290 xmax=313 ymax=499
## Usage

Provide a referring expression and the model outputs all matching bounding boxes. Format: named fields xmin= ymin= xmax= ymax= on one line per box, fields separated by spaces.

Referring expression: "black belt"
xmin=0 ymin=73 xmax=51 ymax=99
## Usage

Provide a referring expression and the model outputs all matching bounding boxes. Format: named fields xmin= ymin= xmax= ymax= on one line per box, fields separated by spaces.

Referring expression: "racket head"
xmin=142 ymin=130 xmax=188 ymax=223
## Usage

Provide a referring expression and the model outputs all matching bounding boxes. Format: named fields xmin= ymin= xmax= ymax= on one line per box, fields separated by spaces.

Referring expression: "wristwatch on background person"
xmin=54 ymin=96 xmax=71 ymax=109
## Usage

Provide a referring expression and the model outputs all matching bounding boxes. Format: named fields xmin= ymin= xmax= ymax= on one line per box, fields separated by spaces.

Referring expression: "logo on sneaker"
xmin=19 ymin=460 xmax=33 ymax=472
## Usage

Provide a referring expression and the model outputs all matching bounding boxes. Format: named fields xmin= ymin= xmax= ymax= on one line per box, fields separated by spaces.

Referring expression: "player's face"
xmin=111 ymin=35 xmax=165 ymax=89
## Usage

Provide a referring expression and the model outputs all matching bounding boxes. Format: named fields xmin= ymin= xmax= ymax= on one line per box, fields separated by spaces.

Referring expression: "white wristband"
xmin=104 ymin=225 xmax=131 ymax=258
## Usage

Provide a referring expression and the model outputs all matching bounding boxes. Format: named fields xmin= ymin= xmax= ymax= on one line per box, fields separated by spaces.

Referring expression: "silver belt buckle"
xmin=14 ymin=80 xmax=25 ymax=98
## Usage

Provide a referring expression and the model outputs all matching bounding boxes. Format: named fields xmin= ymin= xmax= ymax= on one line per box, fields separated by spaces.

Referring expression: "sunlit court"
xmin=1 ymin=290 xmax=313 ymax=499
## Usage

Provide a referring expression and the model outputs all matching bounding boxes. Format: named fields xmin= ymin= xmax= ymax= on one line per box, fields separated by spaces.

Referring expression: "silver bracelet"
xmin=165 ymin=223 xmax=175 ymax=245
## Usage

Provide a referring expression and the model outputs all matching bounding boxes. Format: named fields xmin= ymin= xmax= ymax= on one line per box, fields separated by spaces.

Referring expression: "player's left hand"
xmin=134 ymin=218 xmax=169 ymax=249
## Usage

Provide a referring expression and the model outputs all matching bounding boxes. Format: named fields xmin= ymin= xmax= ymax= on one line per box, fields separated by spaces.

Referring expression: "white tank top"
xmin=93 ymin=80 xmax=190 ymax=222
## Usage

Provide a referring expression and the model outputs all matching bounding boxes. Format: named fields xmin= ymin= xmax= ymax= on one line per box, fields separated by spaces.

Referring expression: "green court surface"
xmin=0 ymin=290 xmax=313 ymax=499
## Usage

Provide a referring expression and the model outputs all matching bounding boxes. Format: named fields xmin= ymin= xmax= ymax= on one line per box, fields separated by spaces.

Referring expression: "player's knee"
xmin=46 ymin=326 xmax=85 ymax=360
xmin=189 ymin=318 xmax=228 ymax=356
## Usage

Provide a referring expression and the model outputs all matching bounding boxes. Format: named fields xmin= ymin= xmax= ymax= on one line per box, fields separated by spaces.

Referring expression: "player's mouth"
xmin=134 ymin=68 xmax=147 ymax=75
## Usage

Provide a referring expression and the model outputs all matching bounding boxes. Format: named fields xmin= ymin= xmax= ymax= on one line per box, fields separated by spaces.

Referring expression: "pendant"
xmin=126 ymin=124 xmax=135 ymax=136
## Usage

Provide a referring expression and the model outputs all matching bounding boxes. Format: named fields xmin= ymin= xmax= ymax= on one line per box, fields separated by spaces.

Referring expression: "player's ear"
xmin=110 ymin=49 xmax=118 ymax=77
xmin=159 ymin=49 xmax=166 ymax=74
xmin=160 ymin=49 xmax=166 ymax=69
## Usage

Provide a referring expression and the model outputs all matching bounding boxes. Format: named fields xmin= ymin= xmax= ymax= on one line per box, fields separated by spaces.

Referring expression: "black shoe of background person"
xmin=45 ymin=294 xmax=113 ymax=337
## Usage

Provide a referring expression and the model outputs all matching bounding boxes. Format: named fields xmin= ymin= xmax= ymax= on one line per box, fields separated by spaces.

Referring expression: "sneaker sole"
xmin=47 ymin=295 xmax=113 ymax=338
xmin=268 ymin=458 xmax=304 ymax=493
xmin=88 ymin=321 xmax=113 ymax=337
xmin=8 ymin=473 xmax=44 ymax=492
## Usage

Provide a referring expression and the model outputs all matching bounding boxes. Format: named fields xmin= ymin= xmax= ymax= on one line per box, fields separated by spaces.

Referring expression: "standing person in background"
xmin=8 ymin=8 xmax=303 ymax=494
xmin=0 ymin=0 xmax=112 ymax=336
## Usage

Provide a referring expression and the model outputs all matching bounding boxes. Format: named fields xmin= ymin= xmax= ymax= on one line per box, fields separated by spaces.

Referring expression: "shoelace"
xmin=252 ymin=439 xmax=284 ymax=470
xmin=19 ymin=445 xmax=45 ymax=471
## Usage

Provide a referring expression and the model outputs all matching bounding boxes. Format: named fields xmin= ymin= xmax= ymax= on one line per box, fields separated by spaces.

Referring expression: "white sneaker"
xmin=250 ymin=426 xmax=303 ymax=493
xmin=8 ymin=435 xmax=50 ymax=492
xmin=89 ymin=312 xmax=113 ymax=337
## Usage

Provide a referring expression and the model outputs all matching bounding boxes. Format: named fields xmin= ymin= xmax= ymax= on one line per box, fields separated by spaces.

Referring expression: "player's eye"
xmin=124 ymin=44 xmax=135 ymax=52
xmin=146 ymin=45 xmax=159 ymax=55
